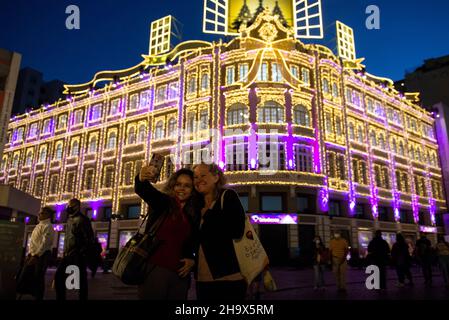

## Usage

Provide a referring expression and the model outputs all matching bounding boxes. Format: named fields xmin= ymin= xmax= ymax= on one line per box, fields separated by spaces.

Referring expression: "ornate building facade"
xmin=1 ymin=13 xmax=446 ymax=264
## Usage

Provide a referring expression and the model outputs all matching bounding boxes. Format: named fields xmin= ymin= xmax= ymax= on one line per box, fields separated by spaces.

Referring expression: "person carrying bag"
xmin=112 ymin=212 xmax=166 ymax=285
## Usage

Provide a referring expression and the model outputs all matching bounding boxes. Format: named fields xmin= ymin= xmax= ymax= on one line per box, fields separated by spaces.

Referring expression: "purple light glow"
xmin=25 ymin=217 xmax=30 ymax=224
xmin=349 ymin=200 xmax=356 ymax=212
xmin=55 ymin=203 xmax=65 ymax=221
xmin=53 ymin=224 xmax=64 ymax=232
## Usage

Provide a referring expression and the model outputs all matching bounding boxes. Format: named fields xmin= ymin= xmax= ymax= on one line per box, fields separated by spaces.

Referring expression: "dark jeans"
xmin=396 ymin=264 xmax=413 ymax=284
xmin=421 ymin=260 xmax=433 ymax=284
xmin=196 ymin=280 xmax=247 ymax=301
xmin=34 ymin=251 xmax=51 ymax=300
xmin=55 ymin=254 xmax=88 ymax=300
xmin=138 ymin=265 xmax=190 ymax=300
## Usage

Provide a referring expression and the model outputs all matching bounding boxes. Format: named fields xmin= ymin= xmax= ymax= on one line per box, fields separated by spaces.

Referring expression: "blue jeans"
xmin=313 ymin=264 xmax=325 ymax=288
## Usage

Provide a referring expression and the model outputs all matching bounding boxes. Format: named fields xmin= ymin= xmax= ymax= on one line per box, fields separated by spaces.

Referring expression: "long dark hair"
xmin=163 ymin=168 xmax=203 ymax=219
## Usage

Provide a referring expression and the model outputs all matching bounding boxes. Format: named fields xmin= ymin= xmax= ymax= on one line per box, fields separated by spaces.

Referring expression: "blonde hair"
xmin=193 ymin=162 xmax=227 ymax=194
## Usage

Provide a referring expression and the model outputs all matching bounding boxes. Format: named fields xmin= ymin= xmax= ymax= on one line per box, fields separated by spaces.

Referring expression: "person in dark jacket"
xmin=135 ymin=164 xmax=202 ymax=300
xmin=312 ymin=235 xmax=328 ymax=290
xmin=367 ymin=230 xmax=391 ymax=290
xmin=55 ymin=198 xmax=95 ymax=300
xmin=391 ymin=233 xmax=413 ymax=287
xmin=415 ymin=234 xmax=433 ymax=286
xmin=193 ymin=163 xmax=246 ymax=301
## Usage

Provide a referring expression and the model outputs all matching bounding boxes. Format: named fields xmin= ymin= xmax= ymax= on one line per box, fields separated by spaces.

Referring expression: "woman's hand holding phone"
xmin=139 ymin=164 xmax=158 ymax=182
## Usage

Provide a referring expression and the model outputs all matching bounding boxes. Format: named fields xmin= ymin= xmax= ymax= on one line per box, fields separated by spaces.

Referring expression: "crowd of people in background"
xmin=312 ymin=230 xmax=449 ymax=293
xmin=14 ymin=160 xmax=449 ymax=300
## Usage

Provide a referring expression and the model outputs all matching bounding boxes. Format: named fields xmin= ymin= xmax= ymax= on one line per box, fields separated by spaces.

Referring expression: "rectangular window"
xmin=355 ymin=204 xmax=364 ymax=219
xmin=261 ymin=195 xmax=283 ymax=212
xmin=226 ymin=66 xmax=235 ymax=85
xmin=272 ymin=63 xmax=282 ymax=82
xmin=294 ymin=145 xmax=313 ymax=173
xmin=290 ymin=65 xmax=299 ymax=79
xmin=325 ymin=113 xmax=333 ymax=134
xmin=129 ymin=94 xmax=139 ymax=110
xmin=297 ymin=196 xmax=309 ymax=212
xmin=199 ymin=110 xmax=208 ymax=131
xmin=301 ymin=68 xmax=310 ymax=85
xmin=90 ymin=104 xmax=102 ymax=121
xmin=110 ymin=99 xmax=120 ymax=116
xmin=167 ymin=82 xmax=179 ymax=100
xmin=139 ymin=91 xmax=149 ymax=109
xmin=329 ymin=201 xmax=340 ymax=217
xmin=258 ymin=62 xmax=268 ymax=81
xmin=127 ymin=205 xmax=141 ymax=219
xmin=156 ymin=86 xmax=166 ymax=104
xmin=239 ymin=64 xmax=249 ymax=82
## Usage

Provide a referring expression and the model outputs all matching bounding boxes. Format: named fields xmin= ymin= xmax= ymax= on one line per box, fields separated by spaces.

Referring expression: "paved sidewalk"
xmin=22 ymin=265 xmax=449 ymax=300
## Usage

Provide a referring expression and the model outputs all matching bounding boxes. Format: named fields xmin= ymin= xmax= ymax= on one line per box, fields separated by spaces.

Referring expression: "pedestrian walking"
xmin=415 ymin=234 xmax=433 ymax=286
xmin=329 ymin=231 xmax=349 ymax=293
xmin=312 ymin=236 xmax=329 ymax=290
xmin=54 ymin=198 xmax=95 ymax=300
xmin=367 ymin=230 xmax=391 ymax=290
xmin=193 ymin=163 xmax=247 ymax=301
xmin=435 ymin=235 xmax=449 ymax=289
xmin=135 ymin=165 xmax=201 ymax=300
xmin=17 ymin=207 xmax=55 ymax=300
xmin=391 ymin=233 xmax=413 ymax=287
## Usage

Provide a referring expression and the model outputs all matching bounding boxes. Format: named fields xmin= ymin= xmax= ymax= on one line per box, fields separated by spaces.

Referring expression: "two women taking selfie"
xmin=135 ymin=160 xmax=247 ymax=300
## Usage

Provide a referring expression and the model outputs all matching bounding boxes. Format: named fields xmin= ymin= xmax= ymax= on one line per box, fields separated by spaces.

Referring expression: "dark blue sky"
xmin=1 ymin=0 xmax=448 ymax=84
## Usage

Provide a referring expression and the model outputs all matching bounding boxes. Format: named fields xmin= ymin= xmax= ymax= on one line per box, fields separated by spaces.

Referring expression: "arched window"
xmin=227 ymin=104 xmax=248 ymax=126
xmin=332 ymin=83 xmax=339 ymax=97
xmin=107 ymin=132 xmax=116 ymax=150
xmin=201 ymin=73 xmax=209 ymax=91
xmin=409 ymin=145 xmax=415 ymax=160
xmin=399 ymin=141 xmax=405 ymax=156
xmin=370 ymin=131 xmax=377 ymax=147
xmin=138 ymin=125 xmax=146 ymax=143
xmin=89 ymin=136 xmax=97 ymax=154
xmin=39 ymin=147 xmax=47 ymax=163
xmin=258 ymin=101 xmax=284 ymax=123
xmin=55 ymin=143 xmax=63 ymax=160
xmin=357 ymin=125 xmax=364 ymax=143
xmin=188 ymin=77 xmax=196 ymax=94
xmin=392 ymin=138 xmax=397 ymax=154
xmin=348 ymin=123 xmax=355 ymax=140
xmin=168 ymin=118 xmax=177 ymax=137
xmin=416 ymin=147 xmax=421 ymax=162
xmin=127 ymin=127 xmax=136 ymax=145
xmin=378 ymin=134 xmax=385 ymax=149
xmin=155 ymin=121 xmax=164 ymax=140
xmin=12 ymin=154 xmax=19 ymax=168
xmin=293 ymin=105 xmax=310 ymax=127
xmin=71 ymin=141 xmax=79 ymax=157
xmin=323 ymin=79 xmax=330 ymax=94
xmin=25 ymin=151 xmax=33 ymax=166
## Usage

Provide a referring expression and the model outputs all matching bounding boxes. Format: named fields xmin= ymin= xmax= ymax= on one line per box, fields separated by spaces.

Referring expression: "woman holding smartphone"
xmin=193 ymin=163 xmax=247 ymax=300
xmin=135 ymin=160 xmax=202 ymax=300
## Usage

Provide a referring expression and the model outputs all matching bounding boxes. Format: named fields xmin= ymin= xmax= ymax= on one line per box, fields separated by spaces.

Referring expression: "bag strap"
xmin=220 ymin=189 xmax=228 ymax=210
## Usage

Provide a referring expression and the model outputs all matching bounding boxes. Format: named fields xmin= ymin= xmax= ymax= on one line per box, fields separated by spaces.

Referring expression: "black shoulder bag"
xmin=112 ymin=213 xmax=166 ymax=285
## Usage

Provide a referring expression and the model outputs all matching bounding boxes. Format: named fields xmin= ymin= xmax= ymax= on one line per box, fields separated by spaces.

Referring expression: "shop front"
xmin=249 ymin=214 xmax=297 ymax=266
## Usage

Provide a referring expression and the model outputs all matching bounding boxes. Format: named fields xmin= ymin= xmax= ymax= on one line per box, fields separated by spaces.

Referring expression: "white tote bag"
xmin=221 ymin=190 xmax=269 ymax=285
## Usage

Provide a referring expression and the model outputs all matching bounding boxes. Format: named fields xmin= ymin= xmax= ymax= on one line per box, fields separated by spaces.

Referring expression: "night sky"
xmin=1 ymin=0 xmax=448 ymax=85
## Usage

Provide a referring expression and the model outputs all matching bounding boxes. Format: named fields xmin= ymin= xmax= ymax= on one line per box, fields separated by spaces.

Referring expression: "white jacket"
xmin=29 ymin=219 xmax=55 ymax=257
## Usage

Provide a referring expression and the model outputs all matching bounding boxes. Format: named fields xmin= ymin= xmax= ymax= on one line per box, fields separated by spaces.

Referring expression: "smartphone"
xmin=148 ymin=153 xmax=165 ymax=183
